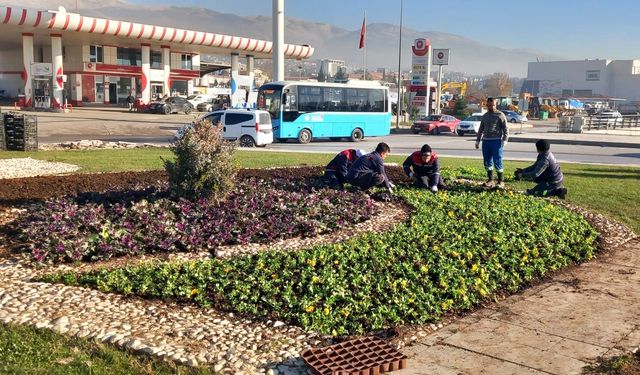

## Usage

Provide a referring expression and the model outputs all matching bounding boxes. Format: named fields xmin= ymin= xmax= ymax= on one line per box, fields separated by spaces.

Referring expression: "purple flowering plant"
xmin=19 ymin=178 xmax=375 ymax=264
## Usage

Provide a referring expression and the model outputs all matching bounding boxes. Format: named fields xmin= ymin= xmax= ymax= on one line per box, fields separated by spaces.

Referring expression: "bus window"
xmin=346 ymin=89 xmax=371 ymax=111
xmin=299 ymin=86 xmax=322 ymax=112
xmin=257 ymin=87 xmax=282 ymax=119
xmin=324 ymin=87 xmax=347 ymax=111
xmin=369 ymin=89 xmax=385 ymax=112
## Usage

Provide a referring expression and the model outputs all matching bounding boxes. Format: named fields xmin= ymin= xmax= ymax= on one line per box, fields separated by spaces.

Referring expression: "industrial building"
xmin=523 ymin=59 xmax=640 ymax=101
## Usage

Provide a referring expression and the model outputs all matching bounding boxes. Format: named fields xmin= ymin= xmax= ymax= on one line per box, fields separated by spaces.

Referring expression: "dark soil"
xmin=0 ymin=166 xmax=413 ymax=204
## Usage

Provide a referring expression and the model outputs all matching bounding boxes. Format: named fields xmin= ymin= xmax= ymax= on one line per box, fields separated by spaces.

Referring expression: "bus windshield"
xmin=257 ymin=87 xmax=282 ymax=119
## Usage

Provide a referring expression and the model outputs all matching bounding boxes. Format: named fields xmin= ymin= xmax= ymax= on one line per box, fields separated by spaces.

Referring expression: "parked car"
xmin=411 ymin=114 xmax=461 ymax=135
xmin=595 ymin=110 xmax=623 ymax=126
xmin=176 ymin=109 xmax=273 ymax=147
xmin=501 ymin=110 xmax=528 ymax=123
xmin=150 ymin=96 xmax=193 ymax=115
xmin=186 ymin=94 xmax=213 ymax=108
xmin=196 ymin=96 xmax=230 ymax=112
xmin=457 ymin=113 xmax=483 ymax=136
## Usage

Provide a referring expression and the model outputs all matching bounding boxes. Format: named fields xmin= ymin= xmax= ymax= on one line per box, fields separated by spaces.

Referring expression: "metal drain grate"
xmin=302 ymin=336 xmax=408 ymax=375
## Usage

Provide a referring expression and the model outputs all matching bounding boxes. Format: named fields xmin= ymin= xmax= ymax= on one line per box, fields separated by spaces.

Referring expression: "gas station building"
xmin=0 ymin=5 xmax=314 ymax=109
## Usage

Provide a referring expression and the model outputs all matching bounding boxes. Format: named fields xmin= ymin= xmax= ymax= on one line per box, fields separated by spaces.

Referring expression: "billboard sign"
xmin=432 ymin=49 xmax=450 ymax=65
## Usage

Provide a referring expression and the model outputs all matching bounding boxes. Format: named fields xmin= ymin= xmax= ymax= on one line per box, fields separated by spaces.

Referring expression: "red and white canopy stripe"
xmin=1 ymin=6 xmax=314 ymax=59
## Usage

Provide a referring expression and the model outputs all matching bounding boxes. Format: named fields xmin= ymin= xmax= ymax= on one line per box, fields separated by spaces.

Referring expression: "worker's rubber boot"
xmin=484 ymin=170 xmax=494 ymax=187
xmin=496 ymin=172 xmax=505 ymax=189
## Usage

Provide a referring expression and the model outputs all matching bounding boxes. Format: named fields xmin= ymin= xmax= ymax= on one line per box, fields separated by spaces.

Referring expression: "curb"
xmin=509 ymin=137 xmax=640 ymax=149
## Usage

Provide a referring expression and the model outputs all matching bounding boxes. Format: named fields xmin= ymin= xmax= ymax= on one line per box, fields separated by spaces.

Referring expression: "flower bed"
xmin=16 ymin=177 xmax=375 ymax=263
xmin=44 ymin=186 xmax=597 ymax=336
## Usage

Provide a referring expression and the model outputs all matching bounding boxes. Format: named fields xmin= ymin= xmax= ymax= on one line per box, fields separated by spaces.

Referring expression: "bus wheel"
xmin=298 ymin=129 xmax=312 ymax=144
xmin=350 ymin=128 xmax=364 ymax=142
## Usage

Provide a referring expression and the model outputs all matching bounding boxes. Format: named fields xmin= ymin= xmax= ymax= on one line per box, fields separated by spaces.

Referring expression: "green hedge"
xmin=45 ymin=187 xmax=597 ymax=336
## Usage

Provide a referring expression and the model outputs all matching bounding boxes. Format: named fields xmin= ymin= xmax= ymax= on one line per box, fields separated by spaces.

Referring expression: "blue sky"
xmin=128 ymin=0 xmax=640 ymax=60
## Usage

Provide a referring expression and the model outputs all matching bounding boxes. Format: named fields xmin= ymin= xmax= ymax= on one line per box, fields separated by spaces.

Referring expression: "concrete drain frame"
xmin=301 ymin=336 xmax=408 ymax=375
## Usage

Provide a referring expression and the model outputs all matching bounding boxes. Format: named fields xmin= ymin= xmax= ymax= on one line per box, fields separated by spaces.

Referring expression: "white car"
xmin=457 ymin=113 xmax=483 ymax=136
xmin=177 ymin=109 xmax=273 ymax=147
xmin=186 ymin=94 xmax=213 ymax=108
xmin=595 ymin=110 xmax=623 ymax=127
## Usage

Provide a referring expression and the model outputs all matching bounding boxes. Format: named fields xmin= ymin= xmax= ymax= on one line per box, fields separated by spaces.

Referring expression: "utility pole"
xmin=395 ymin=0 xmax=403 ymax=129
xmin=436 ymin=65 xmax=443 ymax=114
xmin=272 ymin=0 xmax=284 ymax=82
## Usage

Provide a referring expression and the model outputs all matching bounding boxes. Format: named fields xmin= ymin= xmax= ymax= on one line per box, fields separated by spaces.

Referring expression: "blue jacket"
xmin=346 ymin=152 xmax=391 ymax=189
xmin=325 ymin=149 xmax=359 ymax=178
xmin=521 ymin=151 xmax=563 ymax=184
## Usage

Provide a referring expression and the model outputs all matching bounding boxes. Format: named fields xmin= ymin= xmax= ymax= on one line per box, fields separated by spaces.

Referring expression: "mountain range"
xmin=5 ymin=0 xmax=565 ymax=77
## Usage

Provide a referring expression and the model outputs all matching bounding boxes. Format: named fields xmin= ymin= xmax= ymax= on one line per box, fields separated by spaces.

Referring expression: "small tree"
xmin=485 ymin=73 xmax=513 ymax=97
xmin=452 ymin=96 xmax=471 ymax=119
xmin=334 ymin=67 xmax=347 ymax=83
xmin=165 ymin=119 xmax=237 ymax=202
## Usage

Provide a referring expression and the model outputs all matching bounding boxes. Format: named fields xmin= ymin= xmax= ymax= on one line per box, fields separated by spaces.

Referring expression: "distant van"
xmin=177 ymin=109 xmax=273 ymax=147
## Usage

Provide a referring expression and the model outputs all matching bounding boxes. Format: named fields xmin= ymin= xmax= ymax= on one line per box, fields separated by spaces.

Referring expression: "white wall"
xmin=527 ymin=60 xmax=610 ymax=96
xmin=528 ymin=59 xmax=640 ymax=101
xmin=0 ymin=49 xmax=22 ymax=70
xmin=0 ymin=49 xmax=23 ymax=97
xmin=63 ymin=45 xmax=83 ymax=71
xmin=608 ymin=60 xmax=640 ymax=101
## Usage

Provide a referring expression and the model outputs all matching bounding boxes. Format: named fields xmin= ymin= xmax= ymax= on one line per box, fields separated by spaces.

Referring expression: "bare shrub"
xmin=165 ymin=119 xmax=237 ymax=201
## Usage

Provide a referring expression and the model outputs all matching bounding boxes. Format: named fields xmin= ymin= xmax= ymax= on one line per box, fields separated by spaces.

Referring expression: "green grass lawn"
xmin=0 ymin=323 xmax=213 ymax=375
xmin=0 ymin=147 xmax=639 ymax=371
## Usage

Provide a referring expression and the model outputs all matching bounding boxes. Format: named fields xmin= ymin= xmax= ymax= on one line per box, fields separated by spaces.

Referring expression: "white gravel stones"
xmin=0 ymin=252 xmax=323 ymax=373
xmin=39 ymin=140 xmax=167 ymax=151
xmin=0 ymin=158 xmax=80 ymax=179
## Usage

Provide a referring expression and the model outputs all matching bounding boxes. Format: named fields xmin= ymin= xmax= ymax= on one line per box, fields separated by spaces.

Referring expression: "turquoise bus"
xmin=256 ymin=81 xmax=391 ymax=143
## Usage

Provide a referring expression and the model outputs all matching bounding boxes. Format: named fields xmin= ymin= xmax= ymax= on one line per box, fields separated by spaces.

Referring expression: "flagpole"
xmin=363 ymin=11 xmax=367 ymax=80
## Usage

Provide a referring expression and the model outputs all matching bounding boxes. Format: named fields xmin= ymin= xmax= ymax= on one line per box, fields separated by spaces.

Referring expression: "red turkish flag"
xmin=359 ymin=17 xmax=366 ymax=49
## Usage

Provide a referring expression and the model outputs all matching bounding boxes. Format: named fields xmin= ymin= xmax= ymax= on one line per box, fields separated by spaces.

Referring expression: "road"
xmin=11 ymin=106 xmax=639 ymax=167
xmin=265 ymin=134 xmax=640 ymax=166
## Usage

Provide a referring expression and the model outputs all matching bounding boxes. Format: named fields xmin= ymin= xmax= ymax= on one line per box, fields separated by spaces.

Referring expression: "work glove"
xmin=388 ymin=181 xmax=396 ymax=189
xmin=514 ymin=169 xmax=523 ymax=180
xmin=502 ymin=140 xmax=508 ymax=148
xmin=408 ymin=172 xmax=414 ymax=179
xmin=430 ymin=185 xmax=438 ymax=193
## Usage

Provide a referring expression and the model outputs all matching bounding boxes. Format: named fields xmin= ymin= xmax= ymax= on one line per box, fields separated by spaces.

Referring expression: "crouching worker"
xmin=403 ymin=144 xmax=445 ymax=193
xmin=514 ymin=140 xmax=567 ymax=198
xmin=346 ymin=142 xmax=395 ymax=193
xmin=324 ymin=149 xmax=366 ymax=189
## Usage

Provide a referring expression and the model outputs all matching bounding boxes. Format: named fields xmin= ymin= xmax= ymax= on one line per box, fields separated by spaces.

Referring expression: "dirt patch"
xmin=0 ymin=166 xmax=414 ymax=204
xmin=583 ymin=352 xmax=640 ymax=375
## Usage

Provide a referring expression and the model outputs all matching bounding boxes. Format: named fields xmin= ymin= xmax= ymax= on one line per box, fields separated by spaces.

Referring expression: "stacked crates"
xmin=2 ymin=112 xmax=38 ymax=151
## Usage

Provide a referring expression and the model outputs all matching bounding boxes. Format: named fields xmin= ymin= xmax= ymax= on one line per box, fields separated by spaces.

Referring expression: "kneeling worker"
xmin=515 ymin=140 xmax=567 ymax=198
xmin=346 ymin=142 xmax=394 ymax=193
xmin=403 ymin=144 xmax=444 ymax=193
xmin=324 ymin=148 xmax=366 ymax=188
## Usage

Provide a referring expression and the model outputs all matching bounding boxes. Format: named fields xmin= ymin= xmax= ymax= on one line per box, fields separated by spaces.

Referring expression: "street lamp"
xmin=395 ymin=0 xmax=403 ymax=129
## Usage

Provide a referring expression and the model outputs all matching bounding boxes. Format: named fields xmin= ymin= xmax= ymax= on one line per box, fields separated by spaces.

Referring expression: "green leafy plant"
xmin=164 ymin=119 xmax=237 ymax=202
xmin=45 ymin=187 xmax=597 ymax=336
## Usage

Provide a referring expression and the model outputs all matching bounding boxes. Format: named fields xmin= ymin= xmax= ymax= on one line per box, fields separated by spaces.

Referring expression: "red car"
xmin=411 ymin=114 xmax=461 ymax=135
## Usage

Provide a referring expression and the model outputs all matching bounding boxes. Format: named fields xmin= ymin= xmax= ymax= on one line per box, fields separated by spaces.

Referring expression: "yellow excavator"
xmin=441 ymin=82 xmax=467 ymax=96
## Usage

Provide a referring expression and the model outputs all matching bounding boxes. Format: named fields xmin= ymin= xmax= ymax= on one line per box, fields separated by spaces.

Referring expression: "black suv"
xmin=150 ymin=96 xmax=193 ymax=115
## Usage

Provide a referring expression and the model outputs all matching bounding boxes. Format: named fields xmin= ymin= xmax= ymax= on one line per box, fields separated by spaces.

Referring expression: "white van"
xmin=178 ymin=109 xmax=273 ymax=147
